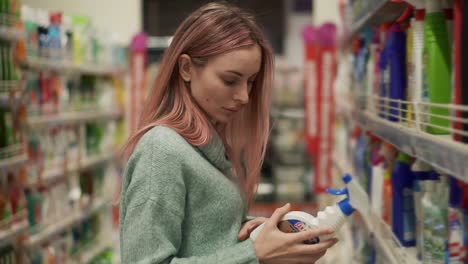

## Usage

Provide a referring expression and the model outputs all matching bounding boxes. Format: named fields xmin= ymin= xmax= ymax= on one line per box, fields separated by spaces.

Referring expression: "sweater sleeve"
xmin=120 ymin=131 xmax=259 ymax=264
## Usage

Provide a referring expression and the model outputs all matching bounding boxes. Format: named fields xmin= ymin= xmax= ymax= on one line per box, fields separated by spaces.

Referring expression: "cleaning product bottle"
xmin=378 ymin=31 xmax=389 ymax=119
xmin=421 ymin=171 xmax=439 ymax=263
xmin=387 ymin=24 xmax=407 ymax=123
xmin=370 ymin=140 xmax=385 ymax=218
xmin=405 ymin=0 xmax=425 ymax=128
xmin=423 ymin=0 xmax=452 ymax=135
xmin=21 ymin=4 xmax=39 ymax=59
xmin=380 ymin=142 xmax=397 ymax=224
xmin=448 ymin=176 xmax=464 ymax=263
xmin=366 ymin=29 xmax=377 ymax=112
xmin=411 ymin=159 xmax=432 ymax=260
xmin=250 ymin=174 xmax=370 ymax=243
xmin=392 ymin=153 xmax=416 ymax=247
xmin=430 ymin=173 xmax=449 ymax=264
xmin=48 ymin=12 xmax=62 ymax=60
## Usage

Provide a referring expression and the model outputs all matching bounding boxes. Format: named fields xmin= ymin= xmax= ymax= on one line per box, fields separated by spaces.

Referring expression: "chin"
xmin=214 ymin=114 xmax=230 ymax=124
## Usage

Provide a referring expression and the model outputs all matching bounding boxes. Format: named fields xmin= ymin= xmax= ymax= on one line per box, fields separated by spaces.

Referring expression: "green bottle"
xmin=423 ymin=0 xmax=452 ymax=134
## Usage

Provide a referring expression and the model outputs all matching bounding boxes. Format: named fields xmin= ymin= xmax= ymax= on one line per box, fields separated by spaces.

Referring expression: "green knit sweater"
xmin=120 ymin=126 xmax=259 ymax=264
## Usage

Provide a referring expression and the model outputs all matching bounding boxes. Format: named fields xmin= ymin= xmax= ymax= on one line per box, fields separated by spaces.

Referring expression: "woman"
xmin=120 ymin=2 xmax=337 ymax=263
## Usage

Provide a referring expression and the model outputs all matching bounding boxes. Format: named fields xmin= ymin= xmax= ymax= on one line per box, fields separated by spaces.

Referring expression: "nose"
xmin=233 ymin=83 xmax=249 ymax=105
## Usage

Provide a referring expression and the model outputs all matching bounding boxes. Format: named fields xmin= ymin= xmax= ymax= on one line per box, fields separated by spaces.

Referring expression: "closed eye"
xmin=223 ymin=79 xmax=237 ymax=86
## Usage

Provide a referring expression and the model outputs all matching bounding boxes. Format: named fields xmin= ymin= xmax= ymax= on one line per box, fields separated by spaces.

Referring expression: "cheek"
xmin=192 ymin=76 xmax=230 ymax=107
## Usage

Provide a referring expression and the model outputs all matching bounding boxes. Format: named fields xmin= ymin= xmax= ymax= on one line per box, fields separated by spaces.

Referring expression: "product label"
xmin=278 ymin=219 xmax=319 ymax=244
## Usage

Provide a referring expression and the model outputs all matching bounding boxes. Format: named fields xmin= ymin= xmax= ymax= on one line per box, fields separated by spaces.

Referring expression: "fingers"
xmin=267 ymin=203 xmax=291 ymax=227
xmin=238 ymin=217 xmax=269 ymax=240
xmin=296 ymin=238 xmax=338 ymax=255
xmin=237 ymin=227 xmax=250 ymax=241
xmin=290 ymin=228 xmax=334 ymax=243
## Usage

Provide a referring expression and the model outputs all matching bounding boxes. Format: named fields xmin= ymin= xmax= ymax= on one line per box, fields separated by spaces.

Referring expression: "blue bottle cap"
xmin=342 ymin=174 xmax=352 ymax=184
xmin=338 ymin=198 xmax=355 ymax=216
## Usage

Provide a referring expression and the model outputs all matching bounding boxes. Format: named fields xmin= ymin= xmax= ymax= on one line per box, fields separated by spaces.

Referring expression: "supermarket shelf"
xmin=23 ymin=198 xmax=108 ymax=248
xmin=75 ymin=240 xmax=113 ymax=264
xmin=332 ymin=155 xmax=420 ymax=264
xmin=0 ymin=26 xmax=24 ymax=41
xmin=27 ymin=110 xmax=123 ymax=127
xmin=355 ymin=111 xmax=468 ymax=182
xmin=271 ymin=108 xmax=304 ymax=119
xmin=19 ymin=57 xmax=127 ymax=76
xmin=81 ymin=152 xmax=115 ymax=169
xmin=32 ymin=152 xmax=115 ymax=187
xmin=0 ymin=80 xmax=24 ymax=106
xmin=340 ymin=0 xmax=407 ymax=48
xmin=0 ymin=219 xmax=28 ymax=248
xmin=0 ymin=153 xmax=28 ymax=170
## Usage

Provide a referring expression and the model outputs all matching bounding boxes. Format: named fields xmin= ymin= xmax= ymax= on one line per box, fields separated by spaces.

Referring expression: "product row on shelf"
xmin=337 ymin=0 xmax=468 ymax=177
xmin=334 ymin=0 xmax=468 ymax=263
xmin=1 ymin=0 xmax=128 ymax=263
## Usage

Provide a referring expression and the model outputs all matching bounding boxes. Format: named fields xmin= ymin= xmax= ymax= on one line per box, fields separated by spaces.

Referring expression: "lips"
xmin=223 ymin=107 xmax=240 ymax=113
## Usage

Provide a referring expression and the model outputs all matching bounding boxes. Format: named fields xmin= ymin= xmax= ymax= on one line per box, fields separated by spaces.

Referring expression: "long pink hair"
xmin=122 ymin=2 xmax=273 ymax=205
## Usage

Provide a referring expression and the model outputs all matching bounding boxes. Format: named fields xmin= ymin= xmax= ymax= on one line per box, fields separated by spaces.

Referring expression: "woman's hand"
xmin=253 ymin=203 xmax=338 ymax=264
xmin=238 ymin=217 xmax=268 ymax=241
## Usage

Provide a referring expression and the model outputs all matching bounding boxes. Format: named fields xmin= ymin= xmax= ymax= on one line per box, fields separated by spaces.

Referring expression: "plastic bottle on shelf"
xmin=423 ymin=0 xmax=452 ymax=135
xmin=448 ymin=176 xmax=464 ymax=263
xmin=409 ymin=0 xmax=426 ymax=131
xmin=369 ymin=139 xmax=385 ymax=218
xmin=250 ymin=174 xmax=370 ymax=243
xmin=37 ymin=9 xmax=50 ymax=59
xmin=391 ymin=153 xmax=416 ymax=247
xmin=387 ymin=24 xmax=407 ymax=123
xmin=430 ymin=173 xmax=449 ymax=263
xmin=21 ymin=5 xmax=39 ymax=59
xmin=421 ymin=171 xmax=438 ymax=263
xmin=48 ymin=12 xmax=62 ymax=60
xmin=411 ymin=159 xmax=433 ymax=260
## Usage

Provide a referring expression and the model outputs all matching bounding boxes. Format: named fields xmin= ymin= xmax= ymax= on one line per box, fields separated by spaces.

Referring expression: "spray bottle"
xmin=423 ymin=0 xmax=452 ymax=135
xmin=250 ymin=174 xmax=370 ymax=243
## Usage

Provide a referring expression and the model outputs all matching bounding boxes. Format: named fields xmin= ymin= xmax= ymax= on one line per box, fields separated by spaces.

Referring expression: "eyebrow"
xmin=226 ymin=70 xmax=258 ymax=79
xmin=226 ymin=70 xmax=243 ymax=77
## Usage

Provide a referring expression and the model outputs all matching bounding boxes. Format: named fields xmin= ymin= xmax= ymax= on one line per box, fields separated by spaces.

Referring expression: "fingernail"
xmin=284 ymin=203 xmax=290 ymax=207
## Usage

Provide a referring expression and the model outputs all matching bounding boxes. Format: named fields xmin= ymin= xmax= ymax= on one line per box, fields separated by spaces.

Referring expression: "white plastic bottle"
xmin=250 ymin=174 xmax=370 ymax=244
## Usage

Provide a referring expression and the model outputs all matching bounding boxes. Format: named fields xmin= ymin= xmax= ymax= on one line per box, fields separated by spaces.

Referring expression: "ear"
xmin=178 ymin=54 xmax=193 ymax=82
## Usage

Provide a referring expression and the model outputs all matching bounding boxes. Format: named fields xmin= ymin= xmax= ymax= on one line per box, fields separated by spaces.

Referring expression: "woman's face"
xmin=181 ymin=45 xmax=262 ymax=124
